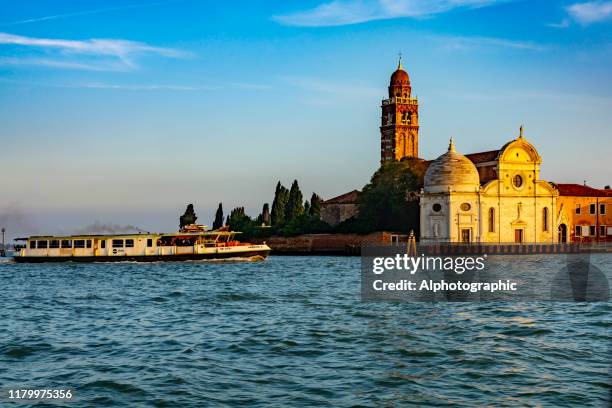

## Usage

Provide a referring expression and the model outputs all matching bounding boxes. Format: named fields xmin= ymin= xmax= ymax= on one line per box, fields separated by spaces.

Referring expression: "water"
xmin=0 ymin=256 xmax=610 ymax=407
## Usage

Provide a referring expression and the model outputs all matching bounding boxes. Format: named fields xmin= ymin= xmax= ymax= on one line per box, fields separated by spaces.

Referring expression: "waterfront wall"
xmin=253 ymin=232 xmax=398 ymax=255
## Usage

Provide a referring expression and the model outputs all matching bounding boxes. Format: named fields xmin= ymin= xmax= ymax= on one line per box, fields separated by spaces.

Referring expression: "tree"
xmin=257 ymin=203 xmax=271 ymax=226
xmin=226 ymin=207 xmax=252 ymax=232
xmin=355 ymin=161 xmax=421 ymax=233
xmin=284 ymin=180 xmax=304 ymax=222
xmin=271 ymin=181 xmax=289 ymax=226
xmin=213 ymin=203 xmax=224 ymax=230
xmin=309 ymin=193 xmax=322 ymax=217
xmin=304 ymin=200 xmax=310 ymax=216
xmin=179 ymin=204 xmax=197 ymax=229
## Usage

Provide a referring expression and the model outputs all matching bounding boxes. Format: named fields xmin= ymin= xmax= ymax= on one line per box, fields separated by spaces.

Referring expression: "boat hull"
xmin=13 ymin=249 xmax=269 ymax=263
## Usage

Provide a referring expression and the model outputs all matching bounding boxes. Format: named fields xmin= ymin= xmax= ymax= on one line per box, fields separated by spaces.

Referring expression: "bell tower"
xmin=380 ymin=56 xmax=419 ymax=163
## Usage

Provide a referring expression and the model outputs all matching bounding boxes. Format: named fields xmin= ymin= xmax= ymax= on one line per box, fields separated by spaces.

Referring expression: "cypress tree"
xmin=285 ymin=180 xmax=304 ymax=222
xmin=179 ymin=204 xmax=197 ymax=228
xmin=304 ymin=200 xmax=310 ymax=216
xmin=271 ymin=181 xmax=289 ymax=226
xmin=309 ymin=193 xmax=322 ymax=217
xmin=213 ymin=203 xmax=224 ymax=230
xmin=258 ymin=203 xmax=271 ymax=226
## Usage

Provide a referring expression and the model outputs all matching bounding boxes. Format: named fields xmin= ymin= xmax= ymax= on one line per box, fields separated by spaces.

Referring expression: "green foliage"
xmin=210 ymin=181 xmax=329 ymax=238
xmin=212 ymin=203 xmax=224 ymax=230
xmin=270 ymin=182 xmax=289 ymax=226
xmin=281 ymin=212 xmax=332 ymax=236
xmin=399 ymin=157 xmax=428 ymax=187
xmin=309 ymin=193 xmax=322 ymax=217
xmin=256 ymin=203 xmax=271 ymax=226
xmin=226 ymin=207 xmax=251 ymax=232
xmin=179 ymin=204 xmax=197 ymax=228
xmin=285 ymin=180 xmax=304 ymax=222
xmin=353 ymin=161 xmax=421 ymax=233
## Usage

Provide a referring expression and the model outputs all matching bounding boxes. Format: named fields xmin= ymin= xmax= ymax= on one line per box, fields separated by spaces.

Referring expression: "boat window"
xmin=49 ymin=240 xmax=60 ymax=248
xmin=147 ymin=239 xmax=153 ymax=247
xmin=125 ymin=239 xmax=134 ymax=248
xmin=112 ymin=239 xmax=124 ymax=248
xmin=29 ymin=241 xmax=35 ymax=249
xmin=61 ymin=240 xmax=72 ymax=248
xmin=86 ymin=240 xmax=91 ymax=248
xmin=101 ymin=240 xmax=106 ymax=249
xmin=37 ymin=240 xmax=48 ymax=249
xmin=74 ymin=240 xmax=85 ymax=248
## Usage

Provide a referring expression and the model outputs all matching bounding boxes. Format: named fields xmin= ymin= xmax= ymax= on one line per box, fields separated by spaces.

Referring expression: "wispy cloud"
xmin=229 ymin=82 xmax=273 ymax=90
xmin=273 ymin=0 xmax=511 ymax=27
xmin=567 ymin=1 xmax=612 ymax=25
xmin=0 ymin=78 xmax=272 ymax=93
xmin=282 ymin=75 xmax=379 ymax=98
xmin=0 ymin=57 xmax=125 ymax=71
xmin=76 ymin=82 xmax=208 ymax=91
xmin=0 ymin=32 xmax=191 ymax=71
xmin=0 ymin=1 xmax=175 ymax=26
xmin=439 ymin=89 xmax=612 ymax=109
xmin=431 ymin=34 xmax=547 ymax=51
xmin=547 ymin=19 xmax=571 ymax=29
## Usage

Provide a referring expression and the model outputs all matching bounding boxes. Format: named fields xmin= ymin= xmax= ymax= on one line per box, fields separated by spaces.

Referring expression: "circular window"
xmin=460 ymin=203 xmax=471 ymax=211
xmin=513 ymin=174 xmax=523 ymax=188
xmin=432 ymin=203 xmax=442 ymax=212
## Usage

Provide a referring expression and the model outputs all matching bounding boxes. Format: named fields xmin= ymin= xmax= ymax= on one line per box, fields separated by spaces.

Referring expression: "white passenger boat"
xmin=13 ymin=225 xmax=270 ymax=263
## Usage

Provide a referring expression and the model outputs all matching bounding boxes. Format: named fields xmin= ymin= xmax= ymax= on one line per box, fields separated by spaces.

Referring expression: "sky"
xmin=0 ymin=0 xmax=611 ymax=239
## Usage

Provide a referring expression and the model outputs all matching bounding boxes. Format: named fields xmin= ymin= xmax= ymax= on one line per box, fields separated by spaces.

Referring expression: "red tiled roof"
xmin=322 ymin=190 xmax=360 ymax=205
xmin=465 ymin=150 xmax=500 ymax=164
xmin=553 ymin=183 xmax=612 ymax=197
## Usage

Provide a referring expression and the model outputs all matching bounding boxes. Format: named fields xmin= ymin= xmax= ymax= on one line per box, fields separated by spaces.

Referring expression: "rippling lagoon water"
xmin=0 ymin=256 xmax=610 ymax=407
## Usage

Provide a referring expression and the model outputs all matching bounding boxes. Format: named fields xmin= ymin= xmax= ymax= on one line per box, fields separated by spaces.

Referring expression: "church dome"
xmin=390 ymin=66 xmax=409 ymax=86
xmin=424 ymin=139 xmax=480 ymax=193
xmin=388 ymin=57 xmax=412 ymax=98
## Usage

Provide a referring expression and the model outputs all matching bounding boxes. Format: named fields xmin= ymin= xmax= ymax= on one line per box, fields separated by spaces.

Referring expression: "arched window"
xmin=488 ymin=207 xmax=495 ymax=233
xmin=543 ymin=207 xmax=549 ymax=232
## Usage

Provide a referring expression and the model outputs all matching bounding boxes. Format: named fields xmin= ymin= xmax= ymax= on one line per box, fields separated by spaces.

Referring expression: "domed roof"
xmin=391 ymin=68 xmax=409 ymax=85
xmin=424 ymin=139 xmax=480 ymax=193
xmin=390 ymin=59 xmax=409 ymax=85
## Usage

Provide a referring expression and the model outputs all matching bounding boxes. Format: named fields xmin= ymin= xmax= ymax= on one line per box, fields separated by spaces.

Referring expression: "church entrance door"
xmin=514 ymin=229 xmax=523 ymax=244
xmin=558 ymin=224 xmax=567 ymax=243
xmin=460 ymin=229 xmax=471 ymax=243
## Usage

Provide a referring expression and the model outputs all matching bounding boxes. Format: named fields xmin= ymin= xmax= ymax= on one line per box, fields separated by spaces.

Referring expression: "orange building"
xmin=380 ymin=58 xmax=419 ymax=163
xmin=554 ymin=184 xmax=612 ymax=243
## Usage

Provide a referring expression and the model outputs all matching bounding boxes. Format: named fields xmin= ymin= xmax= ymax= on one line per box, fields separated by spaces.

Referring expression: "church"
xmin=420 ymin=133 xmax=559 ymax=243
xmin=378 ymin=58 xmax=560 ymax=243
xmin=321 ymin=59 xmax=609 ymax=244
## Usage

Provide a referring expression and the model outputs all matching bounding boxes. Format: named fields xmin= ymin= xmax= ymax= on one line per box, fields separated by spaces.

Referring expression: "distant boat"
xmin=13 ymin=224 xmax=270 ymax=263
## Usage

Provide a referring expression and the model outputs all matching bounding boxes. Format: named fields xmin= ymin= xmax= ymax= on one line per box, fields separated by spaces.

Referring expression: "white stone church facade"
xmin=420 ymin=129 xmax=559 ymax=243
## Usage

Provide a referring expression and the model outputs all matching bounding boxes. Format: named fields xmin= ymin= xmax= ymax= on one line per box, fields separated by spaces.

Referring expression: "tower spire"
xmin=448 ymin=137 xmax=456 ymax=152
xmin=397 ymin=52 xmax=403 ymax=70
xmin=519 ymin=124 xmax=524 ymax=139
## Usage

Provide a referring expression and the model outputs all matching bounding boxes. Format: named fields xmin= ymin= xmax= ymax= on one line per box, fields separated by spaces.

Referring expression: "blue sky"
xmin=0 ymin=0 xmax=611 ymax=238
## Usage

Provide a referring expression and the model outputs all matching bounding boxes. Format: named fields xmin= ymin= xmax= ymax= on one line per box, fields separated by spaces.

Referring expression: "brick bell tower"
xmin=380 ymin=57 xmax=419 ymax=163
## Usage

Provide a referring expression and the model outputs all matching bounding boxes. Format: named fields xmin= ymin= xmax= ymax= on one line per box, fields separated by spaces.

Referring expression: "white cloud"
xmin=0 ymin=1 xmax=173 ymax=26
xmin=432 ymin=34 xmax=547 ymax=51
xmin=77 ymin=82 xmax=206 ymax=91
xmin=0 ymin=32 xmax=190 ymax=71
xmin=547 ymin=19 xmax=571 ymax=28
xmin=273 ymin=0 xmax=510 ymax=27
xmin=282 ymin=75 xmax=380 ymax=98
xmin=567 ymin=1 xmax=612 ymax=25
xmin=0 ymin=57 xmax=130 ymax=71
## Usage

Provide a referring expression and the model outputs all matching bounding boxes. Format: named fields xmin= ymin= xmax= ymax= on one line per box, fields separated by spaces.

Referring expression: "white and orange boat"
xmin=13 ymin=225 xmax=270 ymax=263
